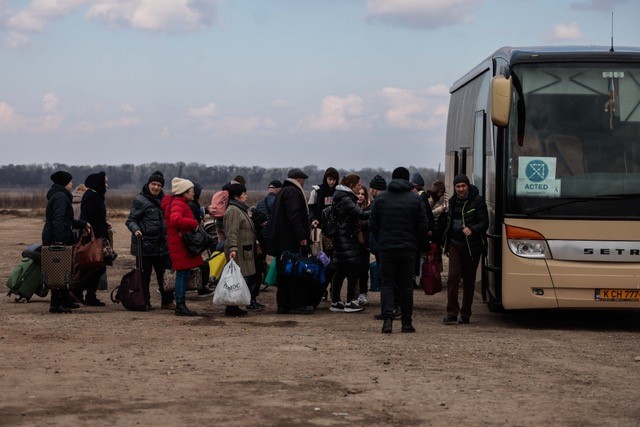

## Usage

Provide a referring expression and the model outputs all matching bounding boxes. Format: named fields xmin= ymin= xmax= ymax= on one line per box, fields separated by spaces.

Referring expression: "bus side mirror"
xmin=491 ymin=75 xmax=512 ymax=127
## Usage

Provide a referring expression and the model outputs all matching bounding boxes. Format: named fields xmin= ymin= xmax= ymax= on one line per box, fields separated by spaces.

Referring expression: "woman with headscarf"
xmin=223 ymin=183 xmax=261 ymax=315
xmin=73 ymin=171 xmax=110 ymax=306
xmin=161 ymin=177 xmax=203 ymax=316
xmin=125 ymin=170 xmax=173 ymax=310
xmin=42 ymin=171 xmax=87 ymax=313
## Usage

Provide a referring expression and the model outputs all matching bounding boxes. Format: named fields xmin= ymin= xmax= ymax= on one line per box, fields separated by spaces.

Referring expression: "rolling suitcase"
xmin=41 ymin=245 xmax=74 ymax=291
xmin=6 ymin=257 xmax=42 ymax=301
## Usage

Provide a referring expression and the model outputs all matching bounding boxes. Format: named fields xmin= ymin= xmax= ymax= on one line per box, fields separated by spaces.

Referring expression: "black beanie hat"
xmin=147 ymin=170 xmax=165 ymax=187
xmin=391 ymin=167 xmax=410 ymax=181
xmin=369 ymin=175 xmax=387 ymax=190
xmin=50 ymin=171 xmax=73 ymax=186
xmin=228 ymin=183 xmax=247 ymax=199
xmin=453 ymin=174 xmax=471 ymax=186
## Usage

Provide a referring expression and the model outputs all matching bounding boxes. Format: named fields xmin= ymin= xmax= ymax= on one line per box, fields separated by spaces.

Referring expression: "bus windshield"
xmin=506 ymin=62 xmax=640 ymax=218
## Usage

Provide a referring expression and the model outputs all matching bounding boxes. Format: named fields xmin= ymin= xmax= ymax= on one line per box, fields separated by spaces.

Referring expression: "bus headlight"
xmin=508 ymin=239 xmax=550 ymax=259
xmin=505 ymin=225 xmax=551 ymax=259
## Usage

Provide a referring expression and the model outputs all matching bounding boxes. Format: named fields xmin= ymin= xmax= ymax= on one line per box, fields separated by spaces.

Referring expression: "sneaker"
xmin=197 ymin=288 xmax=214 ymax=297
xmin=443 ymin=314 xmax=458 ymax=325
xmin=344 ymin=300 xmax=364 ymax=313
xmin=321 ymin=290 xmax=328 ymax=302
xmin=246 ymin=301 xmax=264 ymax=310
xmin=330 ymin=301 xmax=345 ymax=312
xmin=458 ymin=316 xmax=470 ymax=324
xmin=357 ymin=293 xmax=369 ymax=306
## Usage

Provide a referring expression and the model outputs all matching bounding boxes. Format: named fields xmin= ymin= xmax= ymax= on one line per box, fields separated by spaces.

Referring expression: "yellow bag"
xmin=208 ymin=251 xmax=227 ymax=284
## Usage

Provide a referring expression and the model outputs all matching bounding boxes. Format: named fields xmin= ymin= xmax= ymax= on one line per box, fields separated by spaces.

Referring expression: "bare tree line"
xmin=0 ymin=163 xmax=442 ymax=190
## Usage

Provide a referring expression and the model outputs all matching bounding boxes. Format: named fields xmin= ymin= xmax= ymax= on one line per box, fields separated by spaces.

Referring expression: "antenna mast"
xmin=609 ymin=12 xmax=614 ymax=52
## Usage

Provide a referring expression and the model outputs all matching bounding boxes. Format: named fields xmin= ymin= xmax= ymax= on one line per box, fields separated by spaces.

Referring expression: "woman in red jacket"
xmin=161 ymin=178 xmax=203 ymax=316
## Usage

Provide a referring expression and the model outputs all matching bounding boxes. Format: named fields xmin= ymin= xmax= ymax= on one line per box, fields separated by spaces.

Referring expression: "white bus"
xmin=445 ymin=46 xmax=640 ymax=311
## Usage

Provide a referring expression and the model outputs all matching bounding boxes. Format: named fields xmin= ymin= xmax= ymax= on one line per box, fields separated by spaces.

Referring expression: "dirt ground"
xmin=1 ymin=212 xmax=639 ymax=427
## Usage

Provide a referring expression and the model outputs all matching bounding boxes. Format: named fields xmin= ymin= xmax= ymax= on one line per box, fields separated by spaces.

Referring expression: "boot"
xmin=401 ymin=320 xmax=416 ymax=333
xmin=62 ymin=291 xmax=80 ymax=309
xmin=175 ymin=302 xmax=198 ymax=316
xmin=85 ymin=295 xmax=106 ymax=307
xmin=381 ymin=318 xmax=393 ymax=334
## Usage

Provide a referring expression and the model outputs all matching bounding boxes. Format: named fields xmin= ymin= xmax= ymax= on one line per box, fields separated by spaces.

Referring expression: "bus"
xmin=445 ymin=46 xmax=640 ymax=311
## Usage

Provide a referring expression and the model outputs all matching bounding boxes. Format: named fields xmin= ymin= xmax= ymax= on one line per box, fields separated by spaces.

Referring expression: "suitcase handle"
xmin=48 ymin=244 xmax=67 ymax=251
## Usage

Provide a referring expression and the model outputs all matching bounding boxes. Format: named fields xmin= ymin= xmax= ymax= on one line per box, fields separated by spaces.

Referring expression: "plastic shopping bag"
xmin=212 ymin=259 xmax=251 ymax=306
xmin=264 ymin=259 xmax=278 ymax=287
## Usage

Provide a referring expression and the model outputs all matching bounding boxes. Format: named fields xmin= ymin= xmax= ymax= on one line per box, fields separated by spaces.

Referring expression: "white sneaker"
xmin=357 ymin=293 xmax=368 ymax=306
xmin=344 ymin=300 xmax=364 ymax=313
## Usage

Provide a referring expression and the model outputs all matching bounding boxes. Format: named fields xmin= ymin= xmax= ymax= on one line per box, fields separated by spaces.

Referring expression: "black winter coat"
xmin=369 ymin=179 xmax=429 ymax=252
xmin=125 ymin=185 xmax=169 ymax=257
xmin=81 ymin=172 xmax=109 ymax=239
xmin=332 ymin=186 xmax=370 ymax=265
xmin=42 ymin=184 xmax=86 ymax=246
xmin=268 ymin=179 xmax=310 ymax=256
xmin=443 ymin=184 xmax=488 ymax=259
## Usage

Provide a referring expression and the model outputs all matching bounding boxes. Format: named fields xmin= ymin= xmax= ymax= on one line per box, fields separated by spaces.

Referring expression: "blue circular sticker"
xmin=525 ymin=160 xmax=548 ymax=182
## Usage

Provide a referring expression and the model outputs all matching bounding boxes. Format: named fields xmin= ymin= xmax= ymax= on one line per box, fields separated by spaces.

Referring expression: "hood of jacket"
xmin=387 ymin=179 xmax=414 ymax=193
xmin=84 ymin=171 xmax=107 ymax=195
xmin=142 ymin=183 xmax=165 ymax=204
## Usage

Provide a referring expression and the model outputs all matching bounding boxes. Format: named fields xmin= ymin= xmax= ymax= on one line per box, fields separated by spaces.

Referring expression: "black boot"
xmin=175 ymin=302 xmax=198 ymax=316
xmin=61 ymin=291 xmax=80 ymax=309
xmin=49 ymin=290 xmax=71 ymax=313
xmin=85 ymin=295 xmax=106 ymax=307
xmin=382 ymin=318 xmax=393 ymax=334
xmin=401 ymin=320 xmax=416 ymax=333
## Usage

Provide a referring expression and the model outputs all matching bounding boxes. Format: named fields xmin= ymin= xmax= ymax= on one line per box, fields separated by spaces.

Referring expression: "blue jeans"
xmin=175 ymin=269 xmax=191 ymax=303
xmin=379 ymin=249 xmax=415 ymax=322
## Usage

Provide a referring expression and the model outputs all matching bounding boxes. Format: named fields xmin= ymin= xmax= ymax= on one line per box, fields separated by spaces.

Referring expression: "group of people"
xmin=41 ymin=165 xmax=488 ymax=333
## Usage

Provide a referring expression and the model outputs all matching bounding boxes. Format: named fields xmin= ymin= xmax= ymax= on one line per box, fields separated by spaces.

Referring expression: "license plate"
xmin=595 ymin=289 xmax=640 ymax=302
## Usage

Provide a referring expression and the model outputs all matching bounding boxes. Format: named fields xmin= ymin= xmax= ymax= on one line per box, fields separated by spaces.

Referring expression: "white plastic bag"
xmin=212 ymin=259 xmax=251 ymax=306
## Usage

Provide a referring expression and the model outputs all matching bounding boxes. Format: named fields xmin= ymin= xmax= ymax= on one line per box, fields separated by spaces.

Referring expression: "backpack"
xmin=111 ymin=268 xmax=147 ymax=311
xmin=209 ymin=190 xmax=229 ymax=219
xmin=321 ymin=205 xmax=337 ymax=238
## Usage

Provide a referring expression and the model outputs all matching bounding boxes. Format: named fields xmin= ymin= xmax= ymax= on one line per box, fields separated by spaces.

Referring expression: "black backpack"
xmin=111 ymin=268 xmax=147 ymax=311
xmin=321 ymin=205 xmax=337 ymax=238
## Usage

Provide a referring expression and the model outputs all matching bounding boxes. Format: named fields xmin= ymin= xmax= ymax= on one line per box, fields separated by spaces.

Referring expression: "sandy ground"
xmin=1 ymin=212 xmax=639 ymax=427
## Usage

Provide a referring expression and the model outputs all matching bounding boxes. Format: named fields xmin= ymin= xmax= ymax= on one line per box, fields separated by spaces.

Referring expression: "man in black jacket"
xmin=268 ymin=168 xmax=313 ymax=314
xmin=370 ymin=167 xmax=429 ymax=333
xmin=442 ymin=174 xmax=488 ymax=325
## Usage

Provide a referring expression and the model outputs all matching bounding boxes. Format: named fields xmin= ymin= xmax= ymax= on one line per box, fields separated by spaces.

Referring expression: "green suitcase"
xmin=6 ymin=257 xmax=42 ymax=301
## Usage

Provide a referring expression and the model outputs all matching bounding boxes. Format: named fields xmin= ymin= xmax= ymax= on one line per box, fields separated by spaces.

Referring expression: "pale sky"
xmin=1 ymin=0 xmax=638 ymax=170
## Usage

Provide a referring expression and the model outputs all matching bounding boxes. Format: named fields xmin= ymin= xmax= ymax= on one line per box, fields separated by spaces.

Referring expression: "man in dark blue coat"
xmin=370 ymin=167 xmax=429 ymax=333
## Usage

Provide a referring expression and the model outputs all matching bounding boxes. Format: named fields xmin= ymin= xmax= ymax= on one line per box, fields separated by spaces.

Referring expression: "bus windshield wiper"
xmin=524 ymin=194 xmax=640 ymax=215
xmin=524 ymin=198 xmax=592 ymax=215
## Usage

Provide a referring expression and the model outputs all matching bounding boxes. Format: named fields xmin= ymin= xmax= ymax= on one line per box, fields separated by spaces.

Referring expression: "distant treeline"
xmin=0 ymin=163 xmax=442 ymax=191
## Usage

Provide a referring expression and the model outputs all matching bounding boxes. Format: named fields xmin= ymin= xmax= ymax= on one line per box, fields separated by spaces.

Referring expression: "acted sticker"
xmin=516 ymin=156 xmax=561 ymax=197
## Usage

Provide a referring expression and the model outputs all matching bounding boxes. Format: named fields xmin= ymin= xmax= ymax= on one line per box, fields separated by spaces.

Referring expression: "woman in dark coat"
xmin=330 ymin=173 xmax=370 ymax=313
xmin=73 ymin=171 xmax=110 ymax=306
xmin=161 ymin=177 xmax=203 ymax=316
xmin=42 ymin=171 xmax=87 ymax=313
xmin=125 ymin=171 xmax=173 ymax=310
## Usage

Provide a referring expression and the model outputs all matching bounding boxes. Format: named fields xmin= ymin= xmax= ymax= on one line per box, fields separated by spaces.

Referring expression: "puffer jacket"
xmin=332 ymin=185 xmax=370 ymax=265
xmin=443 ymin=184 xmax=488 ymax=259
xmin=161 ymin=195 xmax=204 ymax=271
xmin=42 ymin=184 xmax=86 ymax=246
xmin=125 ymin=184 xmax=168 ymax=257
xmin=223 ymin=200 xmax=257 ymax=277
xmin=369 ymin=179 xmax=429 ymax=252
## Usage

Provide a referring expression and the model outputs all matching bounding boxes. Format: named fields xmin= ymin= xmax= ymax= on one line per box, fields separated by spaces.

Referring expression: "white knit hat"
xmin=171 ymin=177 xmax=194 ymax=195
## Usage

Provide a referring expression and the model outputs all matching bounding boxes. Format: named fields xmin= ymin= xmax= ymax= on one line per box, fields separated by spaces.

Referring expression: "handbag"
xmin=207 ymin=251 xmax=226 ymax=284
xmin=181 ymin=225 xmax=213 ymax=256
xmin=310 ymin=228 xmax=323 ymax=256
xmin=212 ymin=259 xmax=251 ymax=306
xmin=102 ymin=238 xmax=118 ymax=266
xmin=420 ymin=252 xmax=442 ymax=295
xmin=74 ymin=228 xmax=104 ymax=271
xmin=264 ymin=259 xmax=278 ymax=286
xmin=254 ymin=240 xmax=264 ymax=257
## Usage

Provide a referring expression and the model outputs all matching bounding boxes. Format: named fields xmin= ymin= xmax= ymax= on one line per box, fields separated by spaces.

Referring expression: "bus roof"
xmin=450 ymin=45 xmax=640 ymax=93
